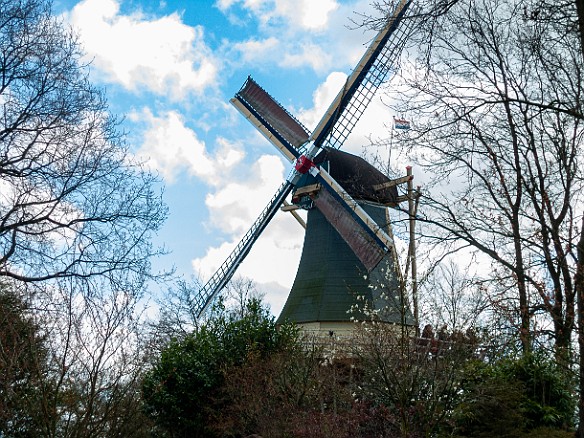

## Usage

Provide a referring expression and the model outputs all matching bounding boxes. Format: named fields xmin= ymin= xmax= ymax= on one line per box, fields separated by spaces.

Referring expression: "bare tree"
xmin=1 ymin=1 xmax=167 ymax=435
xmin=381 ymin=0 xmax=584 ymax=361
xmin=32 ymin=278 xmax=152 ymax=437
xmin=0 ymin=277 xmax=152 ymax=438
xmin=0 ymin=0 xmax=166 ymax=287
xmin=576 ymin=217 xmax=584 ymax=437
xmin=223 ymin=277 xmax=266 ymax=319
xmin=151 ymin=276 xmax=265 ymax=349
xmin=420 ymin=260 xmax=490 ymax=333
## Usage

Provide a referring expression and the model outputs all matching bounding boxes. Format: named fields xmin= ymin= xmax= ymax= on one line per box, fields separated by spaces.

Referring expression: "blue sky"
xmin=52 ymin=0 xmax=411 ymax=314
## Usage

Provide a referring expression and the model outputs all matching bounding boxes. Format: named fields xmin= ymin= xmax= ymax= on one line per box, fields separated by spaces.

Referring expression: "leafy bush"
xmin=0 ymin=285 xmax=48 ymax=436
xmin=502 ymin=351 xmax=575 ymax=430
xmin=448 ymin=350 xmax=575 ymax=437
xmin=141 ymin=299 xmax=298 ymax=437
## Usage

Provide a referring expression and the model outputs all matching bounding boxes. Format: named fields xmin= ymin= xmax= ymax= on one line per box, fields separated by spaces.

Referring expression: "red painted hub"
xmin=294 ymin=155 xmax=315 ymax=174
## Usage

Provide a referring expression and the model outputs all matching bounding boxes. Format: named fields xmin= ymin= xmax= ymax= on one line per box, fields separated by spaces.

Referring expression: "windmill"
xmin=194 ymin=0 xmax=416 ymax=332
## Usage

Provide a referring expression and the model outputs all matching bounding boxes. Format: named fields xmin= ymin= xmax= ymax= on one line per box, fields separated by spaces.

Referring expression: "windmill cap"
xmin=314 ymin=148 xmax=398 ymax=206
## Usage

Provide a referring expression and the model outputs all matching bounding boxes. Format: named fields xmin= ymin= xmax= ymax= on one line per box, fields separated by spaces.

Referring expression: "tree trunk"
xmin=575 ymin=217 xmax=584 ymax=438
xmin=576 ymin=0 xmax=584 ymax=61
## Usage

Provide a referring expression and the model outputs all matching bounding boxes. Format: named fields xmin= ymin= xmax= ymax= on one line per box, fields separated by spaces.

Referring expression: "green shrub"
xmin=448 ymin=350 xmax=575 ymax=437
xmin=141 ymin=299 xmax=298 ymax=437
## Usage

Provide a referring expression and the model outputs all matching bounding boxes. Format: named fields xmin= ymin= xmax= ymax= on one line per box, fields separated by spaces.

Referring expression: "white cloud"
xmin=204 ymin=154 xmax=285 ymax=235
xmin=216 ymin=0 xmax=339 ymax=31
xmin=68 ymin=0 xmax=219 ymax=99
xmin=231 ymin=38 xmax=332 ymax=73
xmin=218 ymin=0 xmax=385 ymax=75
xmin=231 ymin=37 xmax=279 ymax=64
xmin=192 ymin=210 xmax=304 ymax=317
xmin=130 ymin=108 xmax=244 ymax=184
xmin=192 ymin=152 xmax=304 ymax=316
xmin=298 ymin=71 xmax=347 ymax=129
xmin=192 ymin=209 xmax=303 ymax=284
xmin=216 ymin=0 xmax=236 ymax=9
xmin=274 ymin=0 xmax=339 ymax=30
xmin=217 ymin=0 xmax=338 ymax=31
xmin=280 ymin=43 xmax=332 ymax=72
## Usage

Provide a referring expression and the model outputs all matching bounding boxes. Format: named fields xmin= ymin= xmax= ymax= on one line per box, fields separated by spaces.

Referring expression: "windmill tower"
xmin=194 ymin=0 xmax=416 ymax=334
xmin=277 ymin=148 xmax=410 ymax=336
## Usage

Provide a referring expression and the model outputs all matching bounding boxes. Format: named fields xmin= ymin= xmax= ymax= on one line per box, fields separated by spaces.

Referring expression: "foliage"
xmin=501 ymin=351 xmax=575 ymax=429
xmin=289 ymin=400 xmax=401 ymax=438
xmin=352 ymin=322 xmax=480 ymax=438
xmin=141 ymin=299 xmax=298 ymax=437
xmin=144 ymin=297 xmax=577 ymax=438
xmin=449 ymin=350 xmax=575 ymax=437
xmin=214 ymin=340 xmax=320 ymax=437
xmin=0 ymin=283 xmax=47 ymax=437
xmin=449 ymin=359 xmax=529 ymax=437
xmin=216 ymin=339 xmax=407 ymax=438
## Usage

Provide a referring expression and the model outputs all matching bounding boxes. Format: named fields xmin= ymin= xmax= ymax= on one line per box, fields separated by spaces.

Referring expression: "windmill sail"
xmin=309 ymin=151 xmax=397 ymax=271
xmin=313 ymin=187 xmax=386 ymax=271
xmin=288 ymin=0 xmax=414 ymax=274
xmin=194 ymin=181 xmax=293 ymax=318
xmin=232 ymin=77 xmax=310 ymax=162
xmin=311 ymin=0 xmax=414 ymax=150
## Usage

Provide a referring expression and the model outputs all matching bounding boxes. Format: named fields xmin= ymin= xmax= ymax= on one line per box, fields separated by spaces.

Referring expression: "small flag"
xmin=394 ymin=117 xmax=411 ymax=130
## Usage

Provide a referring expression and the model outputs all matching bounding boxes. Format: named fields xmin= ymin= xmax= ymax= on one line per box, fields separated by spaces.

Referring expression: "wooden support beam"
xmin=406 ymin=166 xmax=419 ymax=335
xmin=282 ymin=200 xmax=306 ymax=229
xmin=293 ymin=183 xmax=321 ymax=198
xmin=373 ymin=174 xmax=413 ymax=191
xmin=281 ymin=202 xmax=300 ymax=212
